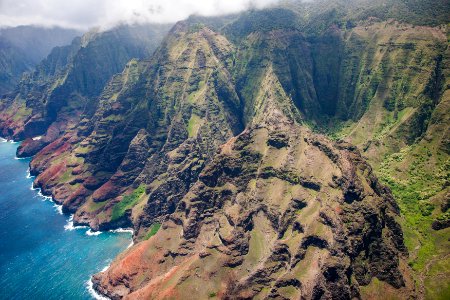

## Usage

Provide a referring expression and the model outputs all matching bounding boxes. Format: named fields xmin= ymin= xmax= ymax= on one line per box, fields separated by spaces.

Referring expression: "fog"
xmin=0 ymin=0 xmax=282 ymax=30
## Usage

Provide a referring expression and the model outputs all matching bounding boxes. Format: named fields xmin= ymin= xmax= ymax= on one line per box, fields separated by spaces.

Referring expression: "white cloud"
xmin=0 ymin=0 xmax=281 ymax=30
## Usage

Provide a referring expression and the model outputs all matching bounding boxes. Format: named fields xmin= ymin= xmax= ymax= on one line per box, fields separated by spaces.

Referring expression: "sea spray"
xmin=86 ymin=229 xmax=102 ymax=236
xmin=54 ymin=204 xmax=63 ymax=215
xmin=86 ymin=278 xmax=110 ymax=300
xmin=109 ymin=228 xmax=134 ymax=234
xmin=64 ymin=214 xmax=88 ymax=231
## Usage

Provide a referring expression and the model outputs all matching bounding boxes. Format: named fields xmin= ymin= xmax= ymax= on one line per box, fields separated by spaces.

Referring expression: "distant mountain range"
xmin=0 ymin=26 xmax=82 ymax=94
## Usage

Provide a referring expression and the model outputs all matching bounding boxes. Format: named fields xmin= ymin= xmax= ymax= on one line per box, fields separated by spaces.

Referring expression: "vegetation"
xmin=187 ymin=114 xmax=201 ymax=138
xmin=1 ymin=1 xmax=448 ymax=298
xmin=378 ymin=147 xmax=449 ymax=270
xmin=111 ymin=185 xmax=146 ymax=221
xmin=144 ymin=223 xmax=161 ymax=240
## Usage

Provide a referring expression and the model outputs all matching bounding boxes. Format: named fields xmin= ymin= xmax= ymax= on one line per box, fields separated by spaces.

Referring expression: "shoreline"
xmin=1 ymin=139 xmax=133 ymax=300
xmin=87 ymin=276 xmax=110 ymax=300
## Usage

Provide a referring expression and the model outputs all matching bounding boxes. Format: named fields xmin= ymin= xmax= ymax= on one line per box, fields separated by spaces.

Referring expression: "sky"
xmin=0 ymin=0 xmax=282 ymax=30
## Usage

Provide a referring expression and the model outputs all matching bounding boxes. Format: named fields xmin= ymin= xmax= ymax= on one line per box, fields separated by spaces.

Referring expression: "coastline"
xmin=1 ymin=138 xmax=133 ymax=299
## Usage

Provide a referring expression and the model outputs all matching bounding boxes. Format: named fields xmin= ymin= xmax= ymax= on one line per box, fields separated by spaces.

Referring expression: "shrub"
xmin=111 ymin=185 xmax=146 ymax=221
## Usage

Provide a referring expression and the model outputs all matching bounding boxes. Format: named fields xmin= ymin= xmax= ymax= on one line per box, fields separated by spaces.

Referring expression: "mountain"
xmin=0 ymin=23 xmax=172 ymax=143
xmin=0 ymin=0 xmax=449 ymax=299
xmin=0 ymin=26 xmax=81 ymax=94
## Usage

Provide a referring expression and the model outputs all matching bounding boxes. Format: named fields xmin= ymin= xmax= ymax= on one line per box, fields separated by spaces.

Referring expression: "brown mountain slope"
xmin=92 ymin=68 xmax=411 ymax=299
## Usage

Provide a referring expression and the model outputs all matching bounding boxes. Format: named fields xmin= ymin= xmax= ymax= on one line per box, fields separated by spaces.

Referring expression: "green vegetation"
xmin=58 ymin=168 xmax=73 ymax=183
xmin=144 ymin=223 xmax=161 ymax=240
xmin=111 ymin=185 xmax=146 ymax=221
xmin=187 ymin=114 xmax=201 ymax=138
xmin=378 ymin=146 xmax=449 ymax=271
xmin=86 ymin=199 xmax=108 ymax=212
xmin=11 ymin=105 xmax=31 ymax=121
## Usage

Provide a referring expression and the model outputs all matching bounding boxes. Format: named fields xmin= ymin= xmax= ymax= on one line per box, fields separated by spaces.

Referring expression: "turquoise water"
xmin=0 ymin=140 xmax=132 ymax=299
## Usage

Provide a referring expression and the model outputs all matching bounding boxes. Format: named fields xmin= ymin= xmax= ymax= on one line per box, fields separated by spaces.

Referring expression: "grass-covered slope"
xmin=325 ymin=21 xmax=449 ymax=300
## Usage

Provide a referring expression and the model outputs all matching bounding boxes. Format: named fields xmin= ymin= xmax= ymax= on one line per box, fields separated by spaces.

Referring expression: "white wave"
xmin=54 ymin=204 xmax=63 ymax=215
xmin=64 ymin=215 xmax=75 ymax=230
xmin=0 ymin=138 xmax=18 ymax=143
xmin=127 ymin=239 xmax=134 ymax=249
xmin=108 ymin=228 xmax=134 ymax=248
xmin=100 ymin=263 xmax=111 ymax=273
xmin=26 ymin=169 xmax=33 ymax=179
xmin=86 ymin=229 xmax=102 ymax=236
xmin=32 ymin=136 xmax=42 ymax=141
xmin=86 ymin=278 xmax=110 ymax=300
xmin=64 ymin=215 xmax=88 ymax=231
xmin=36 ymin=189 xmax=52 ymax=201
xmin=109 ymin=228 xmax=134 ymax=234
xmin=14 ymin=156 xmax=28 ymax=160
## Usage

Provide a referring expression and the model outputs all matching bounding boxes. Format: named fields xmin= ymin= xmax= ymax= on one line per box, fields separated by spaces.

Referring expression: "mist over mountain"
xmin=0 ymin=0 xmax=280 ymax=30
xmin=0 ymin=26 xmax=81 ymax=94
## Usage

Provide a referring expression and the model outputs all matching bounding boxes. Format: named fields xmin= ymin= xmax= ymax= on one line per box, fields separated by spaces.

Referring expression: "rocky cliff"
xmin=92 ymin=66 xmax=410 ymax=299
xmin=0 ymin=26 xmax=81 ymax=95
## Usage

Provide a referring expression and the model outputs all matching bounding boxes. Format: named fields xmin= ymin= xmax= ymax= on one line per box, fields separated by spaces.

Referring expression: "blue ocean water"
xmin=0 ymin=140 xmax=132 ymax=299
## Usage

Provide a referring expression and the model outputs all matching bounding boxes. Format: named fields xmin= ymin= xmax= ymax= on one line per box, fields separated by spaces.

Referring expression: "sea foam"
xmin=109 ymin=228 xmax=134 ymax=234
xmin=86 ymin=229 xmax=102 ymax=236
xmin=86 ymin=278 xmax=110 ymax=300
xmin=54 ymin=204 xmax=63 ymax=215
xmin=36 ymin=189 xmax=52 ymax=201
xmin=64 ymin=215 xmax=88 ymax=231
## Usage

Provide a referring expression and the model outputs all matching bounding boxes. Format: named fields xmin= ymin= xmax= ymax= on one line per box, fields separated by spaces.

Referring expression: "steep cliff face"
xmin=0 ymin=26 xmax=81 ymax=95
xmin=0 ymin=24 xmax=171 ymax=142
xmin=0 ymin=1 xmax=448 ymax=299
xmin=92 ymin=63 xmax=410 ymax=299
xmin=0 ymin=39 xmax=33 ymax=95
xmin=325 ymin=21 xmax=449 ymax=300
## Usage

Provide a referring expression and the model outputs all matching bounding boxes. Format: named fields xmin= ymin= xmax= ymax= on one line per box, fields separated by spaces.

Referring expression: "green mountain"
xmin=0 ymin=24 xmax=171 ymax=143
xmin=0 ymin=0 xmax=448 ymax=299
xmin=0 ymin=26 xmax=81 ymax=95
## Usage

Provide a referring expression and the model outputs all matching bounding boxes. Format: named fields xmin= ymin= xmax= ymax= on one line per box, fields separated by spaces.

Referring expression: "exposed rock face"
xmin=92 ymin=101 xmax=408 ymax=299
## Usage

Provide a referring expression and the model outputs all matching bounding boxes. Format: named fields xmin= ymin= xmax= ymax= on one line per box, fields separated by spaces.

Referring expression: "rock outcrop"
xmin=92 ymin=94 xmax=409 ymax=299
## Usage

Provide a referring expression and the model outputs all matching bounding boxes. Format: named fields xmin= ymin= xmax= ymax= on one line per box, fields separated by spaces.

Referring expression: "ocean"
xmin=0 ymin=139 xmax=131 ymax=299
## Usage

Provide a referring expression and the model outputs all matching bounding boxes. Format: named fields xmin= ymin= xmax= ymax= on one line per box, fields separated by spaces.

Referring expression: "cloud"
xmin=0 ymin=0 xmax=281 ymax=30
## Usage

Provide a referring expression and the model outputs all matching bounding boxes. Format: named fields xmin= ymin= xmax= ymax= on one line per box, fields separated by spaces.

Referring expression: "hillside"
xmin=0 ymin=26 xmax=81 ymax=95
